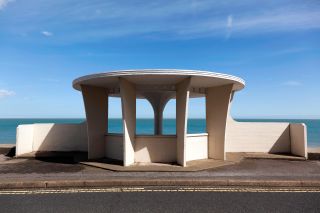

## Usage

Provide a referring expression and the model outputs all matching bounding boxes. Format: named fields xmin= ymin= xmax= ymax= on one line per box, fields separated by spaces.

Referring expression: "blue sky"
xmin=0 ymin=0 xmax=319 ymax=119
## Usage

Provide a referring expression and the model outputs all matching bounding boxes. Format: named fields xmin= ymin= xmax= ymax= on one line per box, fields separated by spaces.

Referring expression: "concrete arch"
xmin=142 ymin=92 xmax=175 ymax=135
xmin=162 ymin=99 xmax=176 ymax=135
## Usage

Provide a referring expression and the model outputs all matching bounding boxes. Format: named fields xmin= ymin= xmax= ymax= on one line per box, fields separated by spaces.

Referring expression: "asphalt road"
xmin=1 ymin=187 xmax=320 ymax=213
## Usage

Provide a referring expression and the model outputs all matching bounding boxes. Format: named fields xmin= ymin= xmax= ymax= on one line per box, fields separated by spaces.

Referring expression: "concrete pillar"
xmin=176 ymin=78 xmax=191 ymax=167
xmin=206 ymin=84 xmax=233 ymax=160
xmin=81 ymin=85 xmax=108 ymax=160
xmin=154 ymin=105 xmax=163 ymax=135
xmin=120 ymin=78 xmax=136 ymax=166
xmin=143 ymin=92 xmax=174 ymax=135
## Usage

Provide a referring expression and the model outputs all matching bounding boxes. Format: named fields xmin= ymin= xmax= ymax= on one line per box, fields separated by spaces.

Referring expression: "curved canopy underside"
xmin=73 ymin=69 xmax=245 ymax=98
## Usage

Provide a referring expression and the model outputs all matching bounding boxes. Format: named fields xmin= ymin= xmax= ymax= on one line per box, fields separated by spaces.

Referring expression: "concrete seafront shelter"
xmin=16 ymin=70 xmax=308 ymax=167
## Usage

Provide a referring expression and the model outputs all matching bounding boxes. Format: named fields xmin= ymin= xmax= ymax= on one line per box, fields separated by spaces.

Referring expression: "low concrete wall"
xmin=186 ymin=133 xmax=208 ymax=161
xmin=290 ymin=123 xmax=308 ymax=158
xmin=135 ymin=135 xmax=177 ymax=163
xmin=16 ymin=124 xmax=34 ymax=155
xmin=226 ymin=120 xmax=291 ymax=153
xmin=16 ymin=123 xmax=88 ymax=156
xmin=105 ymin=134 xmax=123 ymax=161
xmin=226 ymin=119 xmax=307 ymax=158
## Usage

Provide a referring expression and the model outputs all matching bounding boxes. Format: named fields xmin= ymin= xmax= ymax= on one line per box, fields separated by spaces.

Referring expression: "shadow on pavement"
xmin=0 ymin=146 xmax=16 ymax=157
xmin=33 ymin=151 xmax=88 ymax=164
xmin=34 ymin=156 xmax=78 ymax=164
xmin=5 ymin=147 xmax=16 ymax=158
xmin=308 ymin=153 xmax=320 ymax=160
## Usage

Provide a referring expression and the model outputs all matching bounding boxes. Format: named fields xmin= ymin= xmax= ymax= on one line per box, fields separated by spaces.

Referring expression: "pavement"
xmin=1 ymin=145 xmax=320 ymax=189
xmin=80 ymin=152 xmax=305 ymax=172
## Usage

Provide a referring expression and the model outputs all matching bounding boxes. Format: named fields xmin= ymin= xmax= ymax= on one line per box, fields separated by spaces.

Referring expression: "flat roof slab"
xmin=73 ymin=69 xmax=245 ymax=98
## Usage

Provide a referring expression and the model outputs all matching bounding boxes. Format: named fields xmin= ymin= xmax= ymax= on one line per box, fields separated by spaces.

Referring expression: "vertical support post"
xmin=120 ymin=78 xmax=136 ymax=166
xmin=176 ymin=78 xmax=191 ymax=167
xmin=144 ymin=92 xmax=173 ymax=135
xmin=154 ymin=106 xmax=163 ymax=135
xmin=81 ymin=85 xmax=108 ymax=160
xmin=206 ymin=84 xmax=233 ymax=160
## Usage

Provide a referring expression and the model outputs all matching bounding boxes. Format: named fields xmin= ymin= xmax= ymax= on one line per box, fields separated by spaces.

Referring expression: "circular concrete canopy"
xmin=73 ymin=69 xmax=245 ymax=98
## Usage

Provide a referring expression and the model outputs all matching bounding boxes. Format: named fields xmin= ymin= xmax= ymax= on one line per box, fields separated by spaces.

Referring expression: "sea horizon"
xmin=1 ymin=117 xmax=320 ymax=119
xmin=0 ymin=118 xmax=319 ymax=148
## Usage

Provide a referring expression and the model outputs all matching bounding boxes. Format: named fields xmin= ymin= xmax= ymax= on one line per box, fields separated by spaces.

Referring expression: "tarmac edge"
xmin=1 ymin=179 xmax=320 ymax=190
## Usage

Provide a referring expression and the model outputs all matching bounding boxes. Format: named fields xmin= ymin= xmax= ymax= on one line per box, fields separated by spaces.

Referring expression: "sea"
xmin=0 ymin=118 xmax=319 ymax=148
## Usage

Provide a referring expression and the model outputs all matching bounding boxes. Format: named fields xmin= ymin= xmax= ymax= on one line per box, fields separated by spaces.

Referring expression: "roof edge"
xmin=72 ymin=69 xmax=245 ymax=91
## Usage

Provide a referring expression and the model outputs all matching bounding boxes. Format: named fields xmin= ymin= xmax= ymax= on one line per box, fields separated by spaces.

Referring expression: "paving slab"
xmin=80 ymin=159 xmax=236 ymax=172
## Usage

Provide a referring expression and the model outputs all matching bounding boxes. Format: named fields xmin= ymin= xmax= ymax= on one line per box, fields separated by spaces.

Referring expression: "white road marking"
xmin=0 ymin=187 xmax=320 ymax=195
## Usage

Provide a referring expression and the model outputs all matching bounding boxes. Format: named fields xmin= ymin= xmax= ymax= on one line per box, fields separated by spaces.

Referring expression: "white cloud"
xmin=3 ymin=0 xmax=320 ymax=41
xmin=226 ymin=15 xmax=233 ymax=39
xmin=0 ymin=0 xmax=13 ymax=10
xmin=282 ymin=81 xmax=302 ymax=86
xmin=227 ymin=15 xmax=233 ymax=28
xmin=41 ymin=31 xmax=53 ymax=37
xmin=0 ymin=89 xmax=15 ymax=98
xmin=232 ymin=9 xmax=320 ymax=34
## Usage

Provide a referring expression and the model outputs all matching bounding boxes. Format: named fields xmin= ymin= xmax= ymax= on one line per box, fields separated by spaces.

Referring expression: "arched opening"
xmin=187 ymin=97 xmax=206 ymax=134
xmin=136 ymin=98 xmax=154 ymax=135
xmin=162 ymin=99 xmax=176 ymax=135
xmin=108 ymin=97 xmax=123 ymax=134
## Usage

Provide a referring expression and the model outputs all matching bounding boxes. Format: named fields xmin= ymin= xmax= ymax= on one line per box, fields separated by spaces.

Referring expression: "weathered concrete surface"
xmin=81 ymin=158 xmax=235 ymax=172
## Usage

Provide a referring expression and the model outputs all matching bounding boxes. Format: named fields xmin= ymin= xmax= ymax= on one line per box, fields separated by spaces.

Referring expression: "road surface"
xmin=0 ymin=186 xmax=319 ymax=213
